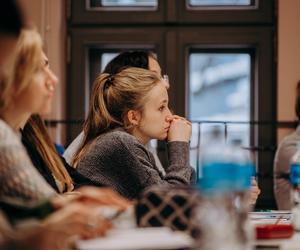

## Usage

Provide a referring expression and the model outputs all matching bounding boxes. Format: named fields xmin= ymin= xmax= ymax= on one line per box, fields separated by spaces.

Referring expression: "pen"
xmin=274 ymin=216 xmax=283 ymax=224
xmin=105 ymin=209 xmax=124 ymax=221
xmin=255 ymin=209 xmax=272 ymax=212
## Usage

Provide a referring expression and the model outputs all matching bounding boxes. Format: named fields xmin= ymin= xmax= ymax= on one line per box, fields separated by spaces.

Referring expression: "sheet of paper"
xmin=76 ymin=227 xmax=194 ymax=250
xmin=249 ymin=210 xmax=292 ymax=225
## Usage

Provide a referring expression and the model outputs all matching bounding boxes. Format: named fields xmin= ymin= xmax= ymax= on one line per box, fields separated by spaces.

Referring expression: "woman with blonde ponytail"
xmin=73 ymin=67 xmax=194 ymax=199
xmin=64 ymin=50 xmax=168 ymax=173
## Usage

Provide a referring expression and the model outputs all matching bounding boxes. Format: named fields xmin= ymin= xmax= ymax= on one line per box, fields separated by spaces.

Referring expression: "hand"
xmin=167 ymin=115 xmax=192 ymax=142
xmin=250 ymin=178 xmax=261 ymax=205
xmin=76 ymin=186 xmax=133 ymax=209
xmin=42 ymin=202 xmax=111 ymax=242
xmin=13 ymin=203 xmax=112 ymax=250
xmin=51 ymin=186 xmax=132 ymax=211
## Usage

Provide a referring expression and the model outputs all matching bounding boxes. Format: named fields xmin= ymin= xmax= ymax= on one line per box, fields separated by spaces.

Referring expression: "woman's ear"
xmin=127 ymin=110 xmax=141 ymax=126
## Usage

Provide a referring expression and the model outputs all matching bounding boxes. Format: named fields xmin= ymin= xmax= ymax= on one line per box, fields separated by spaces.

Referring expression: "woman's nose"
xmin=48 ymin=68 xmax=58 ymax=87
xmin=165 ymin=110 xmax=173 ymax=122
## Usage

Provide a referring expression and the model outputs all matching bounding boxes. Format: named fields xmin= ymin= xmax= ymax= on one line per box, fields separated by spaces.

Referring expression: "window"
xmin=189 ymin=0 xmax=252 ymax=6
xmin=90 ymin=0 xmax=158 ymax=8
xmin=100 ymin=53 xmax=119 ymax=71
xmin=70 ymin=0 xmax=164 ymax=24
xmin=68 ymin=0 xmax=276 ymax=208
xmin=188 ymin=53 xmax=250 ymax=123
xmin=188 ymin=52 xmax=251 ymax=170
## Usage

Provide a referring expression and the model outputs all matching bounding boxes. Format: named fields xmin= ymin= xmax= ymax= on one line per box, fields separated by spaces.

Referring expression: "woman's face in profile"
xmin=133 ymin=82 xmax=172 ymax=143
xmin=15 ymin=53 xmax=58 ymax=116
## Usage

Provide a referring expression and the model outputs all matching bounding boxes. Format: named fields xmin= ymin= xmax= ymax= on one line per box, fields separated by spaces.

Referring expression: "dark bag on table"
xmin=135 ymin=185 xmax=202 ymax=238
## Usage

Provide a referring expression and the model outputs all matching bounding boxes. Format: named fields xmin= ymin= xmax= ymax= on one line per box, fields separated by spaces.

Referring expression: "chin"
xmin=38 ymin=109 xmax=52 ymax=116
xmin=158 ymin=134 xmax=168 ymax=141
xmin=39 ymin=104 xmax=53 ymax=115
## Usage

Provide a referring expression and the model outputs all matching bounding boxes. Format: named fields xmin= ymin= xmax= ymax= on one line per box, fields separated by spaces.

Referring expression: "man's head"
xmin=103 ymin=50 xmax=169 ymax=89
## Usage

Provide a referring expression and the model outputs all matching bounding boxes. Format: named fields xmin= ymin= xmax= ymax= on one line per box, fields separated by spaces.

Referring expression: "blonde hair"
xmin=0 ymin=29 xmax=74 ymax=192
xmin=23 ymin=115 xmax=74 ymax=192
xmin=72 ymin=67 xmax=160 ymax=167
xmin=0 ymin=29 xmax=43 ymax=113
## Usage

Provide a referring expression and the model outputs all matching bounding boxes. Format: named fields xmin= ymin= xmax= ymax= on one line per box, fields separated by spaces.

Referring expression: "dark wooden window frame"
xmin=69 ymin=0 xmax=273 ymax=24
xmin=171 ymin=27 xmax=276 ymax=208
xmin=68 ymin=0 xmax=277 ymax=208
xmin=179 ymin=0 xmax=273 ymax=24
xmin=70 ymin=0 xmax=165 ymax=24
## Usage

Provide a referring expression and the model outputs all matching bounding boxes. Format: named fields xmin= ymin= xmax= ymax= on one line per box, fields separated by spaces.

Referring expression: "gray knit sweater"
xmin=76 ymin=128 xmax=193 ymax=199
xmin=0 ymin=119 xmax=56 ymax=203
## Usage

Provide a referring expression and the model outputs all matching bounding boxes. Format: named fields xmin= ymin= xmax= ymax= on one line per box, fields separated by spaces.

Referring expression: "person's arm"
xmin=116 ymin=134 xmax=193 ymax=190
xmin=0 ymin=197 xmax=55 ymax=225
xmin=165 ymin=115 xmax=194 ymax=183
xmin=165 ymin=141 xmax=193 ymax=183
xmin=274 ymin=140 xmax=297 ymax=210
xmin=250 ymin=178 xmax=261 ymax=205
xmin=0 ymin=203 xmax=112 ymax=250
xmin=76 ymin=131 xmax=193 ymax=199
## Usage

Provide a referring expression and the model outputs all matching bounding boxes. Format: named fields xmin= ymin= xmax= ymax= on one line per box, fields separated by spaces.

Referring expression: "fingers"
xmin=250 ymin=179 xmax=261 ymax=205
xmin=81 ymin=213 xmax=112 ymax=239
xmin=251 ymin=177 xmax=257 ymax=185
xmin=43 ymin=203 xmax=112 ymax=241
xmin=170 ymin=115 xmax=192 ymax=126
xmin=76 ymin=186 xmax=132 ymax=210
xmin=167 ymin=117 xmax=192 ymax=142
xmin=251 ymin=178 xmax=261 ymax=195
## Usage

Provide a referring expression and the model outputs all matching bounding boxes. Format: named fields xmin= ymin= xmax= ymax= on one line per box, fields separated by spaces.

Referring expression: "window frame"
xmin=186 ymin=48 xmax=252 ymax=121
xmin=70 ymin=0 xmax=165 ymax=24
xmin=69 ymin=0 xmax=274 ymax=24
xmin=179 ymin=0 xmax=274 ymax=24
xmin=67 ymin=0 xmax=277 ymax=209
xmin=170 ymin=27 xmax=276 ymax=208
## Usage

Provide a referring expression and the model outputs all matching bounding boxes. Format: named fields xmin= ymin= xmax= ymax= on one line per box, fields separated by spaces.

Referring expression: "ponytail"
xmin=72 ymin=67 xmax=160 ymax=167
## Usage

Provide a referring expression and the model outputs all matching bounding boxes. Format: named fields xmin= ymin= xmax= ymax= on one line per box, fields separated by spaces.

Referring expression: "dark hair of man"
xmin=0 ymin=0 xmax=23 ymax=36
xmin=103 ymin=50 xmax=155 ymax=75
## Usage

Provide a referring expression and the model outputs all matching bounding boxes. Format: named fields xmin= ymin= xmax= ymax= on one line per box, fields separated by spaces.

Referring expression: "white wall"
xmin=25 ymin=0 xmax=66 ymax=144
xmin=277 ymin=0 xmax=300 ymax=142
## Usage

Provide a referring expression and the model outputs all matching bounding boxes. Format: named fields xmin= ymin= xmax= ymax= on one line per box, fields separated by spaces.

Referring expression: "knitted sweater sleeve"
xmin=117 ymin=135 xmax=193 ymax=188
xmin=0 ymin=120 xmax=56 ymax=203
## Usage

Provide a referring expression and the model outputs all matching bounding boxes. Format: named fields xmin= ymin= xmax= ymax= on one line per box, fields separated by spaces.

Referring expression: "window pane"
xmin=189 ymin=0 xmax=251 ymax=6
xmin=101 ymin=53 xmax=119 ymax=72
xmin=188 ymin=53 xmax=251 ymax=167
xmin=189 ymin=53 xmax=250 ymax=122
xmin=90 ymin=0 xmax=158 ymax=7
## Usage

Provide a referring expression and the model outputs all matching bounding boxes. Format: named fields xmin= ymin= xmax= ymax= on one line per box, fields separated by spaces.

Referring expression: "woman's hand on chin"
xmin=167 ymin=115 xmax=192 ymax=142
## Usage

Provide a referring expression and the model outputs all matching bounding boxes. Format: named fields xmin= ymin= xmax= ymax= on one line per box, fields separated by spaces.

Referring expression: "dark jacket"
xmin=21 ymin=132 xmax=95 ymax=193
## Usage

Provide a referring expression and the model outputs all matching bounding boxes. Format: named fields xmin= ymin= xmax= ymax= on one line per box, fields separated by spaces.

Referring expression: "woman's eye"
xmin=159 ymin=106 xmax=164 ymax=111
